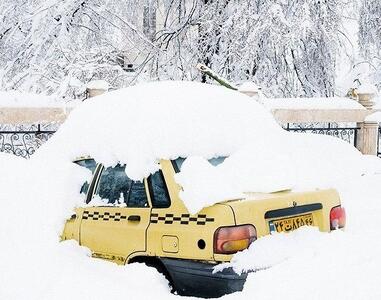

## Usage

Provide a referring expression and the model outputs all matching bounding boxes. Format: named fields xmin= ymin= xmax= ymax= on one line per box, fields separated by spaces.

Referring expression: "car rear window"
xmin=171 ymin=156 xmax=227 ymax=173
xmin=148 ymin=170 xmax=171 ymax=208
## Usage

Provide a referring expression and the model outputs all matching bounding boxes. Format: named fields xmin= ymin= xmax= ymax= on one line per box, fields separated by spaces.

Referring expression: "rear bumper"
xmin=160 ymin=258 xmax=247 ymax=298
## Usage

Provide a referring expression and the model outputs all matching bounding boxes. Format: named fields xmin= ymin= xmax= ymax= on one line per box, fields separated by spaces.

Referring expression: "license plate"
xmin=269 ymin=214 xmax=313 ymax=233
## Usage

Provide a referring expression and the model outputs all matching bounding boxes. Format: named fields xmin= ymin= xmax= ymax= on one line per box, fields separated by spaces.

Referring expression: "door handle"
xmin=128 ymin=215 xmax=141 ymax=222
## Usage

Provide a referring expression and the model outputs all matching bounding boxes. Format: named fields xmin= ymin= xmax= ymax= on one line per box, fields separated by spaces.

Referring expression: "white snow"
xmin=357 ymin=83 xmax=378 ymax=94
xmin=238 ymin=82 xmax=260 ymax=92
xmin=36 ymin=81 xmax=283 ymax=182
xmin=374 ymin=96 xmax=381 ymax=109
xmin=0 ymin=81 xmax=381 ymax=299
xmin=262 ymin=97 xmax=365 ymax=110
xmin=0 ymin=152 xmax=172 ymax=300
xmin=0 ymin=90 xmax=78 ymax=107
xmin=86 ymin=80 xmax=110 ymax=90
xmin=175 ymin=131 xmax=376 ymax=214
xmin=219 ymin=173 xmax=381 ymax=300
xmin=365 ymin=111 xmax=381 ymax=122
xmin=32 ymin=81 xmax=380 ymax=214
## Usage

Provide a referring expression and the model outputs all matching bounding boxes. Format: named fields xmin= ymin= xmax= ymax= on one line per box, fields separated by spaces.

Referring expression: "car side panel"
xmin=80 ymin=206 xmax=151 ymax=264
xmin=140 ymin=160 xmax=236 ymax=262
xmin=61 ymin=208 xmax=83 ymax=242
xmin=64 ymin=159 xmax=341 ymax=267
xmin=145 ymin=204 xmax=236 ymax=262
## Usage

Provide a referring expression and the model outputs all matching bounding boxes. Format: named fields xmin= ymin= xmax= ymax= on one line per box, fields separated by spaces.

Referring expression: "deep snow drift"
xmin=0 ymin=81 xmax=381 ymax=300
xmin=34 ymin=81 xmax=380 ymax=214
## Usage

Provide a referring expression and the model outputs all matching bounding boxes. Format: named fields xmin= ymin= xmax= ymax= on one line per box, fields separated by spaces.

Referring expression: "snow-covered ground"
xmin=0 ymin=81 xmax=381 ymax=299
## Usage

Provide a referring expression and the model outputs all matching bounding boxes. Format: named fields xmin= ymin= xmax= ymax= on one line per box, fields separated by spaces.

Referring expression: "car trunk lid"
xmin=222 ymin=188 xmax=341 ymax=236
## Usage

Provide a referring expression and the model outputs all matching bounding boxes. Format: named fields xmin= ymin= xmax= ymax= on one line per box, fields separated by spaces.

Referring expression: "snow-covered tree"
xmin=0 ymin=0 xmax=156 ymax=98
xmin=153 ymin=0 xmax=346 ymax=97
xmin=359 ymin=0 xmax=381 ymax=88
xmin=241 ymin=0 xmax=342 ymax=97
xmin=0 ymin=0 xmax=358 ymax=98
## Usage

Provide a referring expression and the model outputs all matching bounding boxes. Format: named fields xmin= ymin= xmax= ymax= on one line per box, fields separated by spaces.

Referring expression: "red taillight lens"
xmin=214 ymin=225 xmax=257 ymax=254
xmin=330 ymin=206 xmax=346 ymax=230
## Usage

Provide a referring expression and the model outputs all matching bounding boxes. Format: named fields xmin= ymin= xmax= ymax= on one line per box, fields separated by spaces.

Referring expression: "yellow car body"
xmin=62 ymin=157 xmax=344 ymax=297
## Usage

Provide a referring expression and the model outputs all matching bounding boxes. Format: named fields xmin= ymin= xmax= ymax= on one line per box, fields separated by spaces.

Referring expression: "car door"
xmin=79 ymin=163 xmax=151 ymax=263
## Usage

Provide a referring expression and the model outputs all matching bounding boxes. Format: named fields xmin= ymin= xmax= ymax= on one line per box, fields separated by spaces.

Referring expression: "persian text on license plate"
xmin=269 ymin=214 xmax=313 ymax=233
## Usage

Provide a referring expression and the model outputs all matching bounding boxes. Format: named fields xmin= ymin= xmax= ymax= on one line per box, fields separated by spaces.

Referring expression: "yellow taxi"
xmin=62 ymin=156 xmax=346 ymax=298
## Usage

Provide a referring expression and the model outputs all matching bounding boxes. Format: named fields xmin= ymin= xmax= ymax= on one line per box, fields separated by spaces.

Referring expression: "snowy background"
xmin=0 ymin=0 xmax=380 ymax=99
xmin=1 ymin=1 xmax=381 ymax=299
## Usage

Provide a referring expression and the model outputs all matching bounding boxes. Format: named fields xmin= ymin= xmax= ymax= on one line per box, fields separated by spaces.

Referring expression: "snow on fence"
xmin=266 ymin=92 xmax=381 ymax=157
xmin=0 ymin=91 xmax=380 ymax=158
xmin=283 ymin=123 xmax=359 ymax=146
xmin=0 ymin=106 xmax=72 ymax=158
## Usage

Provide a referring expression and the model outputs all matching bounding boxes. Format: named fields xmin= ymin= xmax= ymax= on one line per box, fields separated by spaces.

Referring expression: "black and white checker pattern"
xmin=82 ymin=210 xmax=127 ymax=222
xmin=150 ymin=213 xmax=214 ymax=225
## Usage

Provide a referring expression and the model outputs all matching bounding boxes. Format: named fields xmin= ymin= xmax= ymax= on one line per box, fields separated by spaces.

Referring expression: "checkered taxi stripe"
xmin=82 ymin=211 xmax=127 ymax=221
xmin=150 ymin=213 xmax=214 ymax=225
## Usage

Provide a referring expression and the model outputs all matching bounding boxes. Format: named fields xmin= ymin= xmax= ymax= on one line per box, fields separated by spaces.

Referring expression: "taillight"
xmin=214 ymin=224 xmax=257 ymax=254
xmin=330 ymin=206 xmax=346 ymax=230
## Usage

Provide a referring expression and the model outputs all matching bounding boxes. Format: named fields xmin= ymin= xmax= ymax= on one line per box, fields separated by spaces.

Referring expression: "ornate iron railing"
xmin=0 ymin=124 xmax=56 ymax=159
xmin=0 ymin=123 xmax=378 ymax=158
xmin=283 ymin=123 xmax=359 ymax=146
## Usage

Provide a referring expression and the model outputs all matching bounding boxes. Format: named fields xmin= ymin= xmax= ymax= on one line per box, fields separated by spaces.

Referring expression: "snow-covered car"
xmin=35 ymin=80 xmax=358 ymax=298
xmin=2 ymin=82 xmax=380 ymax=300
xmin=62 ymin=155 xmax=346 ymax=298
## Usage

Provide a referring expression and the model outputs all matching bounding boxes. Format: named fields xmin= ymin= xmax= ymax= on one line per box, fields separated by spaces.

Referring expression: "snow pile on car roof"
xmin=38 ymin=81 xmax=282 ymax=178
xmin=35 ymin=80 xmax=381 ymax=214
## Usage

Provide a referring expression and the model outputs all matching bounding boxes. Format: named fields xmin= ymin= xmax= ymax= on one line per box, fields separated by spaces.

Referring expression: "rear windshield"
xmin=148 ymin=170 xmax=171 ymax=208
xmin=171 ymin=156 xmax=227 ymax=173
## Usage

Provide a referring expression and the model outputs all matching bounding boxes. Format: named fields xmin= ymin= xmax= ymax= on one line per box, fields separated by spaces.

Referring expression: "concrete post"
xmin=357 ymin=92 xmax=375 ymax=109
xmin=356 ymin=92 xmax=379 ymax=155
xmin=86 ymin=80 xmax=109 ymax=98
xmin=356 ymin=121 xmax=379 ymax=155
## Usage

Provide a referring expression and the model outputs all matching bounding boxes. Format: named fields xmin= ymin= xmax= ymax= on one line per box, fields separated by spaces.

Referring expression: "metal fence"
xmin=0 ymin=124 xmax=56 ymax=159
xmin=0 ymin=123 xmax=380 ymax=158
xmin=283 ymin=123 xmax=359 ymax=146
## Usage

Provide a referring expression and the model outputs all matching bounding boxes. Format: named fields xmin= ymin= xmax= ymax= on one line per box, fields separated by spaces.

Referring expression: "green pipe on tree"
xmin=196 ymin=63 xmax=238 ymax=91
